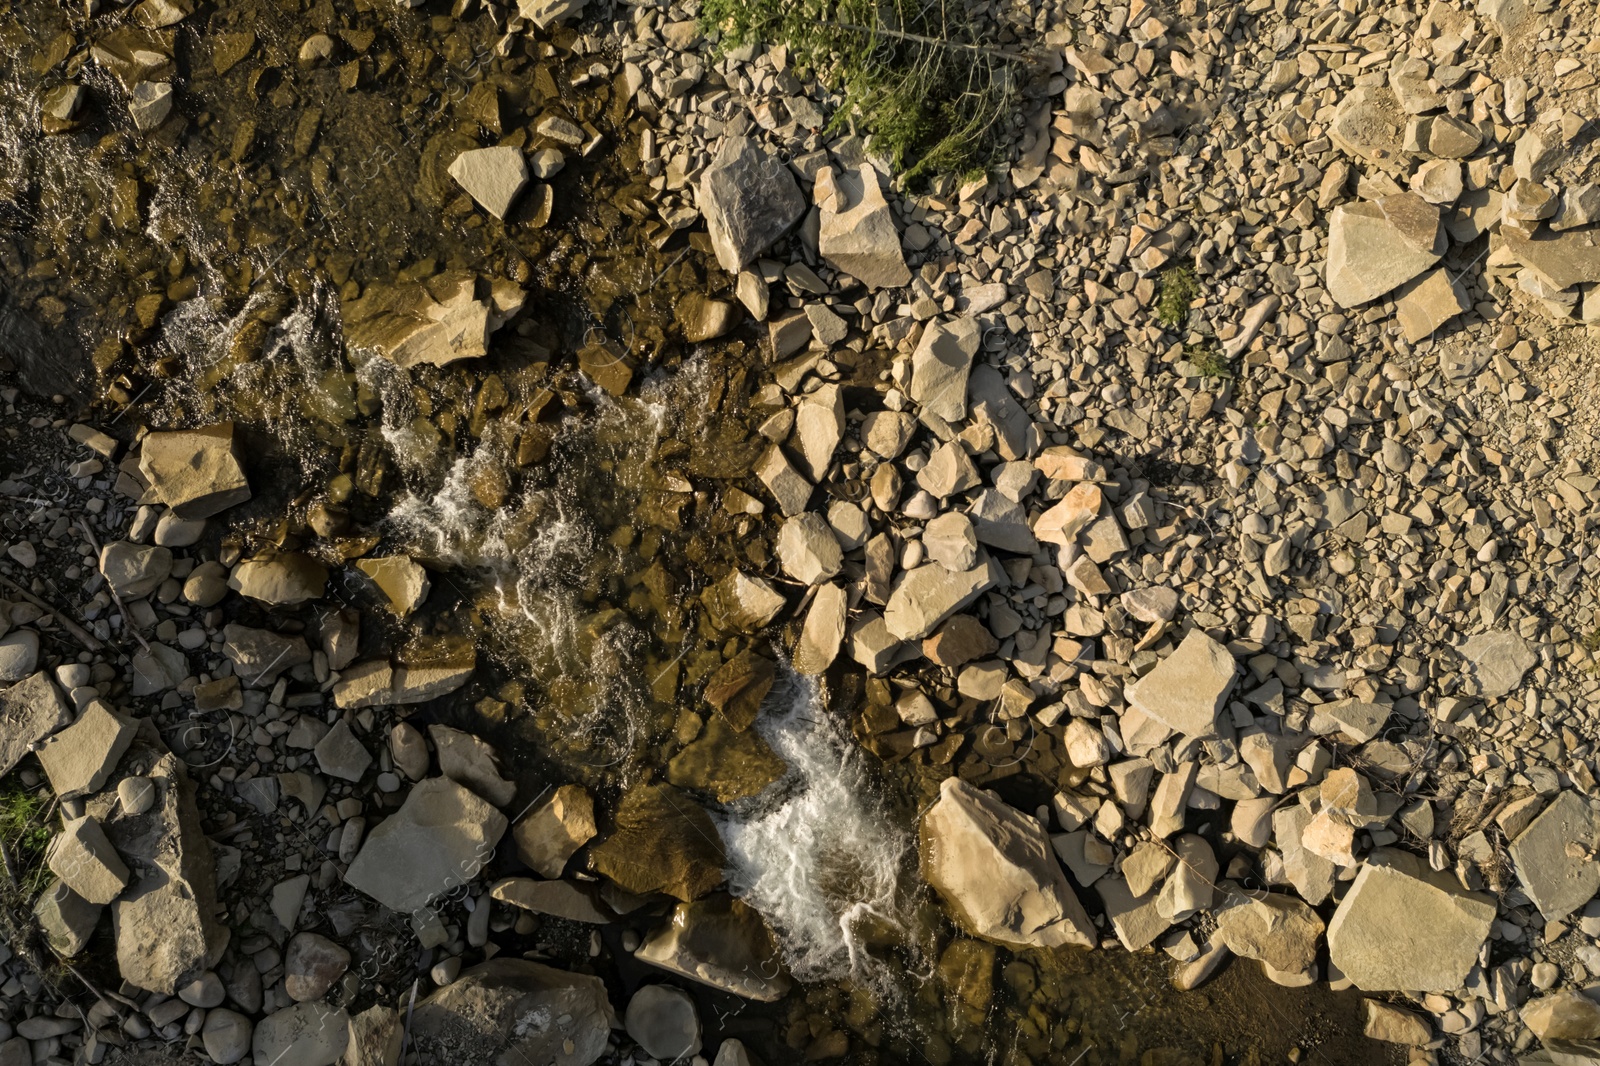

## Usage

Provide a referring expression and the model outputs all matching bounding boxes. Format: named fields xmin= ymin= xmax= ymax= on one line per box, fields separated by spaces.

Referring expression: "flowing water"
xmin=0 ymin=0 xmax=1395 ymax=1061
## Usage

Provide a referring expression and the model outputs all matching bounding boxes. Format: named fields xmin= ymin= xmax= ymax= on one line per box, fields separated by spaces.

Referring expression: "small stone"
xmin=284 ymin=932 xmax=351 ymax=1002
xmin=624 ymin=984 xmax=702 ymax=1061
xmin=128 ymin=81 xmax=173 ymax=130
xmin=201 ymin=1008 xmax=252 ymax=1064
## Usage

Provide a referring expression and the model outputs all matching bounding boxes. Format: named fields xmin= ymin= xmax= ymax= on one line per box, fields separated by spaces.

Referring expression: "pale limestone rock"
xmin=815 ymin=162 xmax=910 ymax=289
xmin=344 ymin=778 xmax=508 ymax=914
xmin=918 ymin=776 xmax=1094 ymax=949
xmin=698 ymin=137 xmax=806 ymax=274
xmin=1124 ymin=629 xmax=1237 ymax=738
xmin=138 ymin=423 xmax=251 ymax=519
xmin=447 ymin=146 xmax=528 ymax=219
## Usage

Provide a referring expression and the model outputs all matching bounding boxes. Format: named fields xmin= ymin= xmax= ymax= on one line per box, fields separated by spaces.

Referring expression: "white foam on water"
xmin=719 ymin=672 xmax=916 ymax=995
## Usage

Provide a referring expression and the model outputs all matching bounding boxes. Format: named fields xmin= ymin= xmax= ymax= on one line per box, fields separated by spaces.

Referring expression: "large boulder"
xmin=698 ymin=137 xmax=806 ymax=275
xmin=919 ymin=776 xmax=1095 ymax=949
xmin=344 ymin=777 xmax=508 ymax=914
xmin=1326 ymin=848 xmax=1495 ymax=992
xmin=815 ymin=163 xmax=910 ymax=289
xmin=86 ymin=723 xmax=227 ymax=994
xmin=635 ymin=894 xmax=792 ymax=1002
xmin=137 ymin=422 xmax=251 ymax=519
xmin=252 ymin=1001 xmax=348 ymax=1066
xmin=408 ymin=959 xmax=615 ymax=1066
xmin=1212 ymin=887 xmax=1325 ymax=975
xmin=883 ymin=557 xmax=1003 ymax=641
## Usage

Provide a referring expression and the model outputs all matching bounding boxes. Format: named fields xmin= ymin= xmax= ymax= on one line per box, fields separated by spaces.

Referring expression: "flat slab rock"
xmin=344 ymin=777 xmax=507 ymax=914
xmin=0 ymin=672 xmax=72 ymax=778
xmin=1508 ymin=791 xmax=1600 ymax=922
xmin=697 ymin=136 xmax=805 ymax=275
xmin=409 ymin=959 xmax=615 ymax=1066
xmin=1458 ymin=629 xmax=1537 ymax=699
xmin=1124 ymin=629 xmax=1238 ymax=738
xmin=919 ymin=776 xmax=1094 ymax=950
xmin=1324 ymin=194 xmax=1444 ymax=308
xmin=1326 ymin=848 xmax=1496 ymax=992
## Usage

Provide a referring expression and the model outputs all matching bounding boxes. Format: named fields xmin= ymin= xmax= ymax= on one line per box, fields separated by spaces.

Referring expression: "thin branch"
xmin=822 ymin=19 xmax=1038 ymax=63
xmin=0 ymin=573 xmax=103 ymax=653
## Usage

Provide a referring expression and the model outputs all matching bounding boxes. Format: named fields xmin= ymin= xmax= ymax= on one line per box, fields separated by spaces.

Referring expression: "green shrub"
xmin=700 ymin=0 xmax=1028 ymax=183
xmin=1156 ymin=266 xmax=1199 ymax=328
xmin=1185 ymin=342 xmax=1231 ymax=381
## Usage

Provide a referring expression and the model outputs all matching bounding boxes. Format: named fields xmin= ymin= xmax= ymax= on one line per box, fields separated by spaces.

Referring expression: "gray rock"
xmin=313 ymin=719 xmax=372 ymax=783
xmin=1326 ymin=848 xmax=1495 ymax=992
xmin=1459 ymin=629 xmax=1537 ymax=699
xmin=447 ymin=146 xmax=529 ymax=220
xmin=0 ymin=672 xmax=72 ymax=771
xmin=1508 ymin=791 xmax=1600 ymax=922
xmin=344 ymin=777 xmax=508 ymax=914
xmin=634 ymin=895 xmax=791 ymax=1002
xmin=99 ymin=541 xmax=173 ymax=599
xmin=883 ymin=557 xmax=1001 ymax=642
xmin=491 ymin=877 xmax=612 ymax=924
xmin=919 ymin=776 xmax=1095 ymax=949
xmin=223 ymin=625 xmax=312 ymax=687
xmin=284 ymin=932 xmax=350 ymax=1002
xmin=33 ymin=879 xmax=100 ymax=957
xmin=909 ymin=318 xmax=979 ymax=422
xmin=0 ymin=630 xmax=38 ymax=682
xmin=626 ymin=984 xmax=702 ymax=1060
xmin=128 ymin=80 xmax=173 ymax=130
xmin=201 ymin=1008 xmax=253 ymax=1065
xmin=409 ymin=959 xmax=615 ymax=1066
xmin=430 ymin=724 xmax=516 ymax=807
xmin=36 ymin=700 xmax=136 ymax=798
xmin=252 ymin=1002 xmax=349 ymax=1066
xmin=1324 ymin=194 xmax=1445 ymax=307
xmin=47 ymin=816 xmax=128 ymax=905
xmin=1124 ymin=629 xmax=1237 ymax=738
xmin=698 ymin=137 xmax=806 ymax=274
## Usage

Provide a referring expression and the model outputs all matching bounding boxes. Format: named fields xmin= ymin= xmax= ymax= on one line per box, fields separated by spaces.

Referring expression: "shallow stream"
xmin=0 ymin=0 xmax=1392 ymax=1061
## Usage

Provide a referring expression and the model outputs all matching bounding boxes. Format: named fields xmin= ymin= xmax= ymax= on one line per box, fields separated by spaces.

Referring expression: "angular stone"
xmin=1213 ymin=887 xmax=1325 ymax=975
xmin=252 ymin=1002 xmax=349 ymax=1066
xmin=354 ymin=556 xmax=430 ymax=615
xmin=429 ymin=725 xmax=515 ymax=807
xmin=1459 ymin=629 xmax=1537 ymax=699
xmin=754 ymin=444 xmax=812 ymax=517
xmin=924 ymin=511 xmax=978 ymax=572
xmin=48 ymin=816 xmax=129 ymax=905
xmin=229 ymin=553 xmax=328 ymax=606
xmin=284 ymin=932 xmax=350 ymax=1002
xmin=491 ymin=877 xmax=613 ymax=923
xmin=1503 ymin=226 xmax=1600 ymax=291
xmin=776 ymin=513 xmax=842 ymax=586
xmin=698 ymin=137 xmax=806 ymax=274
xmin=793 ymin=383 xmax=843 ymax=482
xmin=345 ymin=274 xmax=502 ymax=369
xmin=1394 ymin=267 xmax=1469 ymax=343
xmin=1124 ymin=629 xmax=1237 ymax=738
xmin=667 ymin=714 xmax=785 ymax=802
xmin=220 ymin=626 xmax=311 ymax=691
xmin=138 ymin=423 xmax=251 ymax=519
xmin=1328 ymin=85 xmax=1407 ymax=164
xmin=1426 ymin=113 xmax=1483 ymax=158
xmin=815 ymin=162 xmax=910 ymax=289
xmin=967 ymin=489 xmax=1039 ymax=554
xmin=345 ymin=778 xmax=508 ymax=914
xmin=342 ymin=1006 xmax=401 ymax=1066
xmin=1310 ymin=698 xmax=1390 ymax=743
xmin=33 ymin=879 xmax=100 ymax=957
xmin=1034 ymin=483 xmax=1103 ymax=550
xmin=512 ymin=784 xmax=595 ymax=878
xmin=447 ymin=146 xmax=528 ymax=219
xmin=702 ymin=650 xmax=775 ymax=732
xmin=1509 ymin=791 xmax=1600 ymax=922
xmin=919 ymin=776 xmax=1094 ymax=949
xmin=1325 ymin=194 xmax=1445 ymax=307
xmin=1326 ymin=848 xmax=1496 ymax=992
xmin=884 ymin=558 xmax=1001 ymax=642
xmin=635 ymin=894 xmax=791 ymax=1002
xmin=99 ymin=541 xmax=173 ymax=599
xmin=1363 ymin=1000 xmax=1432 ymax=1045
xmin=589 ymin=782 xmax=725 ymax=901
xmin=0 ymin=672 xmax=73 ymax=778
xmin=36 ymin=701 xmax=135 ymax=799
xmin=703 ymin=570 xmax=786 ymax=633
xmin=916 ymin=440 xmax=981 ymax=498
xmin=313 ymin=719 xmax=372 ymax=783
xmin=1094 ymin=875 xmax=1172 ymax=951
xmin=792 ymin=583 xmax=847 ymax=676
xmin=1523 ymin=991 xmax=1600 ymax=1042
xmin=909 ymin=318 xmax=979 ymax=422
xmin=409 ymin=960 xmax=614 ymax=1066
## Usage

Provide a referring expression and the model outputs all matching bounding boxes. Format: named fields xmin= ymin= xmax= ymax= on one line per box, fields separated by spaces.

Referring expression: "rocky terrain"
xmin=6 ymin=0 xmax=1600 ymax=1063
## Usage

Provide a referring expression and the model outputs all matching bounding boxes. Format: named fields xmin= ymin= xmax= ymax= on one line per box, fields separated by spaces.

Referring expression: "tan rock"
xmin=354 ymin=556 xmax=430 ymax=615
xmin=512 ymin=785 xmax=596 ymax=878
xmin=344 ymin=778 xmax=508 ymax=914
xmin=447 ymin=146 xmax=528 ymax=219
xmin=1325 ymin=194 xmax=1445 ymax=307
xmin=1124 ymin=629 xmax=1237 ymax=738
xmin=635 ymin=895 xmax=790 ymax=1002
xmin=919 ymin=776 xmax=1094 ymax=950
xmin=138 ymin=423 xmax=251 ymax=519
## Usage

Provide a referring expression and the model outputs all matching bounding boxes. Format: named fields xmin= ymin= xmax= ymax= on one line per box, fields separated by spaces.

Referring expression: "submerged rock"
xmin=625 ymin=985 xmax=702 ymax=1061
xmin=919 ymin=776 xmax=1095 ymax=949
xmin=408 ymin=959 xmax=615 ymax=1066
xmin=589 ymin=781 xmax=725 ymax=901
xmin=667 ymin=715 xmax=786 ymax=802
xmin=343 ymin=273 xmax=521 ymax=369
xmin=635 ymin=894 xmax=791 ymax=1002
